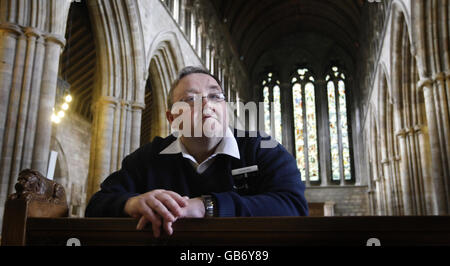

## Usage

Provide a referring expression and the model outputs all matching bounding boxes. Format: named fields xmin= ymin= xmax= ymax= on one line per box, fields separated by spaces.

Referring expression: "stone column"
xmin=87 ymin=96 xmax=117 ymax=199
xmin=86 ymin=0 xmax=146 ymax=200
xmin=421 ymin=81 xmax=448 ymax=214
xmin=396 ymin=128 xmax=413 ymax=215
xmin=280 ymin=79 xmax=294 ymax=156
xmin=0 ymin=0 xmax=72 ymax=227
xmin=31 ymin=35 xmax=66 ymax=174
xmin=380 ymin=158 xmax=393 ymax=215
xmin=416 ymin=124 xmax=437 ymax=214
xmin=131 ymin=102 xmax=146 ymax=152
xmin=412 ymin=0 xmax=450 ymax=214
xmin=315 ymin=80 xmax=330 ymax=187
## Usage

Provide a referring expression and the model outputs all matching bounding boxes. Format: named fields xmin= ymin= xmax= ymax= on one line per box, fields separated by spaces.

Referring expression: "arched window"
xmin=326 ymin=66 xmax=351 ymax=181
xmin=261 ymin=72 xmax=282 ymax=144
xmin=291 ymin=68 xmax=319 ymax=182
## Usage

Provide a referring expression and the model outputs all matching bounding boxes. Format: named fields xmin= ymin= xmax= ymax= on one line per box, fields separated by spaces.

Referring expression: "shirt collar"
xmin=159 ymin=127 xmax=240 ymax=162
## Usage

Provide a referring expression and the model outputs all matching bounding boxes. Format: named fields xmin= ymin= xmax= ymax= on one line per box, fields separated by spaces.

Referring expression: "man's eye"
xmin=210 ymin=94 xmax=221 ymax=99
xmin=183 ymin=96 xmax=195 ymax=102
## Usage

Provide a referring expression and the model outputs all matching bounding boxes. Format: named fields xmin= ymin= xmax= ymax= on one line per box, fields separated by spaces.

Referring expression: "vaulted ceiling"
xmin=210 ymin=0 xmax=364 ymax=72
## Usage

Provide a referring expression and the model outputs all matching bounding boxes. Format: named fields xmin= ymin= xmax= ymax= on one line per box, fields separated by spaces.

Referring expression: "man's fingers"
xmin=164 ymin=221 xmax=173 ymax=236
xmin=152 ymin=216 xmax=162 ymax=238
xmin=164 ymin=191 xmax=189 ymax=207
xmin=146 ymin=197 xmax=176 ymax=222
xmin=136 ymin=203 xmax=160 ymax=230
xmin=155 ymin=193 xmax=183 ymax=217
xmin=136 ymin=214 xmax=162 ymax=238
xmin=137 ymin=216 xmax=148 ymax=231
xmin=129 ymin=190 xmax=190 ymax=238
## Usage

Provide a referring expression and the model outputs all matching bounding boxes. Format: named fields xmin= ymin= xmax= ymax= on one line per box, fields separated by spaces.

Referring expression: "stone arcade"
xmin=0 ymin=0 xmax=449 ymax=232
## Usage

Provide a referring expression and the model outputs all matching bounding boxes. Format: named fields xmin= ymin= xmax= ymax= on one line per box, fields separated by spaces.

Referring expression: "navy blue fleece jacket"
xmin=85 ymin=130 xmax=308 ymax=217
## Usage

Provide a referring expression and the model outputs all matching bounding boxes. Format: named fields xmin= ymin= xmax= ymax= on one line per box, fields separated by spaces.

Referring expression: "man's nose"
xmin=200 ymin=95 xmax=211 ymax=106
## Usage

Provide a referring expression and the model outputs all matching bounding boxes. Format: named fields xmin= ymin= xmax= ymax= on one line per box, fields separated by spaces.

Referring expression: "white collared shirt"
xmin=159 ymin=127 xmax=240 ymax=174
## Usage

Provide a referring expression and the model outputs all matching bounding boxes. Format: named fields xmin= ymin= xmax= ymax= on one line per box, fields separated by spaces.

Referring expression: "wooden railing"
xmin=17 ymin=216 xmax=450 ymax=246
xmin=2 ymin=169 xmax=450 ymax=246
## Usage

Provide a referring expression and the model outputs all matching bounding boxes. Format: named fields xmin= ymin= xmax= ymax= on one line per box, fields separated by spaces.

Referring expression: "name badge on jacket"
xmin=231 ymin=165 xmax=258 ymax=194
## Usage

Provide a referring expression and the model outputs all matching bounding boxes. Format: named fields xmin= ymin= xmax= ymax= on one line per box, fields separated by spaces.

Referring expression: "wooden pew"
xmin=21 ymin=216 xmax=450 ymax=246
xmin=2 ymin=169 xmax=450 ymax=246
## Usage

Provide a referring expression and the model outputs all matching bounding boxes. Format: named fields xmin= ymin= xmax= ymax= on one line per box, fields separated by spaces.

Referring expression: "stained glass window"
xmin=292 ymin=68 xmax=319 ymax=182
xmin=263 ymin=86 xmax=270 ymax=134
xmin=261 ymin=73 xmax=282 ymax=144
xmin=273 ymin=85 xmax=282 ymax=144
xmin=259 ymin=65 xmax=352 ymax=185
xmin=327 ymin=66 xmax=351 ymax=181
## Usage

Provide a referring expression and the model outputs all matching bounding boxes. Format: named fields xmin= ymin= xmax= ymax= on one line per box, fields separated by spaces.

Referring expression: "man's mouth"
xmin=202 ymin=115 xmax=213 ymax=121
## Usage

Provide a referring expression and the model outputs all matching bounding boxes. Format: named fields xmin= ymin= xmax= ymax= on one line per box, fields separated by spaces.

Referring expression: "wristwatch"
xmin=201 ymin=195 xmax=215 ymax=217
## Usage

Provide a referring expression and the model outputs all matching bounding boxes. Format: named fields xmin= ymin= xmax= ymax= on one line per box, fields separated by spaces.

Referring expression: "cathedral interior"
xmin=0 ymin=0 xmax=449 ymax=229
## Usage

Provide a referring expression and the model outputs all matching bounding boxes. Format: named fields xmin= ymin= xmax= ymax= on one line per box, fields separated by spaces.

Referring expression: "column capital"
xmin=432 ymin=71 xmax=448 ymax=83
xmin=131 ymin=101 xmax=146 ymax=110
xmin=0 ymin=23 xmax=22 ymax=35
xmin=95 ymin=96 xmax=120 ymax=106
xmin=395 ymin=128 xmax=407 ymax=137
xmin=24 ymin=27 xmax=42 ymax=38
xmin=380 ymin=158 xmax=389 ymax=164
xmin=413 ymin=124 xmax=423 ymax=133
xmin=417 ymin=77 xmax=434 ymax=90
xmin=44 ymin=33 xmax=66 ymax=48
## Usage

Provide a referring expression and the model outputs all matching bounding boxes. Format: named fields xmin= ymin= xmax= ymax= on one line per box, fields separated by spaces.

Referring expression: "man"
xmin=85 ymin=66 xmax=308 ymax=237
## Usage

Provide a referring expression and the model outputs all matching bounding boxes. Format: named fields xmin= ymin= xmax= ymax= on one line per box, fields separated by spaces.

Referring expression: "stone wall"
xmin=51 ymin=112 xmax=91 ymax=217
xmin=305 ymin=186 xmax=370 ymax=216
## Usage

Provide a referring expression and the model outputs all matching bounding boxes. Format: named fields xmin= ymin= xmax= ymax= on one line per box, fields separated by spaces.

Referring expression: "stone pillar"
xmin=315 ymin=80 xmax=330 ymax=187
xmin=415 ymin=125 xmax=435 ymax=215
xmin=0 ymin=0 xmax=72 ymax=227
xmin=412 ymin=0 xmax=450 ymax=214
xmin=396 ymin=129 xmax=413 ymax=215
xmin=410 ymin=126 xmax=428 ymax=215
xmin=380 ymin=158 xmax=393 ymax=215
xmin=87 ymin=96 xmax=117 ymax=199
xmin=131 ymin=102 xmax=146 ymax=152
xmin=32 ymin=35 xmax=65 ymax=173
xmin=86 ymin=0 xmax=146 ymax=200
xmin=421 ymin=81 xmax=448 ymax=214
xmin=280 ymin=80 xmax=294 ymax=156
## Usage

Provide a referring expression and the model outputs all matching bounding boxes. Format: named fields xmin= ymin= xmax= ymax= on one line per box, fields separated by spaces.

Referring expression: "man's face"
xmin=167 ymin=73 xmax=228 ymax=138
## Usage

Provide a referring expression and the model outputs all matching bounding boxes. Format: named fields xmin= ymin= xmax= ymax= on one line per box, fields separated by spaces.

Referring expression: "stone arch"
xmin=391 ymin=1 xmax=413 ymax=51
xmin=378 ymin=62 xmax=392 ymax=106
xmin=391 ymin=4 xmax=435 ymax=215
xmin=391 ymin=3 xmax=414 ymax=107
xmin=378 ymin=67 xmax=400 ymax=215
xmin=141 ymin=32 xmax=185 ymax=141
xmin=85 ymin=0 xmax=147 ymax=200
xmin=146 ymin=31 xmax=185 ymax=74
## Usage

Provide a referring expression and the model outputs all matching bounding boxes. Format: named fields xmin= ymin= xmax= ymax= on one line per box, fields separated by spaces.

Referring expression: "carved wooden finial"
xmin=8 ymin=169 xmax=67 ymax=205
xmin=7 ymin=169 xmax=68 ymax=218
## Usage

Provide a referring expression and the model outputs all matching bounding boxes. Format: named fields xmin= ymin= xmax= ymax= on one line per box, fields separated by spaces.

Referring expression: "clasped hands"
xmin=124 ymin=189 xmax=205 ymax=238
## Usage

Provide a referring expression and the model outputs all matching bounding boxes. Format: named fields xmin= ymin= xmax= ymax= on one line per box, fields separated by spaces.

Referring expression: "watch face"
xmin=202 ymin=195 xmax=215 ymax=217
